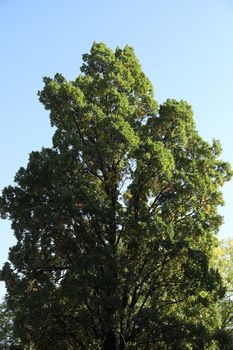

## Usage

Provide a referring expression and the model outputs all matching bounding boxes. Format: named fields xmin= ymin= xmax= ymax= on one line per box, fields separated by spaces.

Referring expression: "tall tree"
xmin=0 ymin=43 xmax=232 ymax=349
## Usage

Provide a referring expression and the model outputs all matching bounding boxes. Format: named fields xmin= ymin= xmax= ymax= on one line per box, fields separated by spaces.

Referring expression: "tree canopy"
xmin=0 ymin=42 xmax=232 ymax=349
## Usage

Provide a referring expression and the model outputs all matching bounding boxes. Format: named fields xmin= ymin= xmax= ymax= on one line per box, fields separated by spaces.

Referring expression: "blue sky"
xmin=1 ymin=0 xmax=233 ymax=299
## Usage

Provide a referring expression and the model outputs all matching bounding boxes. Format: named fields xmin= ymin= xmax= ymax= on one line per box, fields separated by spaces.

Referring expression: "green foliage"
xmin=0 ymin=299 xmax=14 ymax=349
xmin=212 ymin=240 xmax=233 ymax=349
xmin=0 ymin=299 xmax=31 ymax=349
xmin=0 ymin=42 xmax=232 ymax=349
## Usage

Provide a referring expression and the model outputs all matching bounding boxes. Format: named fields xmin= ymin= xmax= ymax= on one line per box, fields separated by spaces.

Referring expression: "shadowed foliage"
xmin=0 ymin=43 xmax=232 ymax=349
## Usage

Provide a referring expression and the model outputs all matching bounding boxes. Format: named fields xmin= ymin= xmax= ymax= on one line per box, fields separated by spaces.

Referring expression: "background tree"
xmin=212 ymin=240 xmax=233 ymax=349
xmin=0 ymin=43 xmax=232 ymax=349
xmin=0 ymin=299 xmax=14 ymax=349
xmin=0 ymin=299 xmax=29 ymax=349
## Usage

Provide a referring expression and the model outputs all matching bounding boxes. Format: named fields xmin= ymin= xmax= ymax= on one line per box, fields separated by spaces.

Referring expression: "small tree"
xmin=0 ymin=43 xmax=232 ymax=349
xmin=213 ymin=240 xmax=233 ymax=349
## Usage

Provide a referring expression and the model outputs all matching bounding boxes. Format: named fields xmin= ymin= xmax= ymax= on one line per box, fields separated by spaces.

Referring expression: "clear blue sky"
xmin=1 ymin=0 xmax=233 ymax=299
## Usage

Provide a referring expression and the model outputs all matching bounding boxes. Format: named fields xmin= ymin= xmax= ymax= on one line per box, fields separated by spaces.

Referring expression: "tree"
xmin=212 ymin=240 xmax=233 ymax=349
xmin=0 ymin=299 xmax=14 ymax=349
xmin=0 ymin=42 xmax=232 ymax=349
xmin=0 ymin=299 xmax=28 ymax=350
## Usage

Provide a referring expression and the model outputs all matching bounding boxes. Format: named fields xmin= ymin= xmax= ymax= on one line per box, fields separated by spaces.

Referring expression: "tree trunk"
xmin=119 ymin=335 xmax=126 ymax=350
xmin=103 ymin=329 xmax=116 ymax=350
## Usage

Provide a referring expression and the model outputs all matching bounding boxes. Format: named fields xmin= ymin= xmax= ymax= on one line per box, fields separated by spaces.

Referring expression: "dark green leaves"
xmin=1 ymin=42 xmax=232 ymax=350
